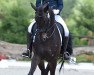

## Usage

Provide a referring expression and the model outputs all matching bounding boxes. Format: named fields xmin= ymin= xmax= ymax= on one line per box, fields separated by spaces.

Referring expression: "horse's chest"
xmin=33 ymin=40 xmax=60 ymax=59
xmin=33 ymin=28 xmax=61 ymax=60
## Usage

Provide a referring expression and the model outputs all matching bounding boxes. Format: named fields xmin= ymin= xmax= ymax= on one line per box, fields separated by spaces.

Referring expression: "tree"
xmin=61 ymin=0 xmax=76 ymax=19
xmin=0 ymin=0 xmax=32 ymax=43
xmin=73 ymin=0 xmax=94 ymax=32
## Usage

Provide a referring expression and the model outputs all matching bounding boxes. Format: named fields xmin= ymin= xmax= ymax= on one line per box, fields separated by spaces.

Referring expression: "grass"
xmin=76 ymin=52 xmax=94 ymax=63
xmin=18 ymin=57 xmax=31 ymax=61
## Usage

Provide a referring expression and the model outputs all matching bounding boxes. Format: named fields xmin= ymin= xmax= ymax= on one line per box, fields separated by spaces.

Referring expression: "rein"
xmin=34 ymin=5 xmax=56 ymax=41
xmin=45 ymin=23 xmax=56 ymax=39
xmin=33 ymin=23 xmax=56 ymax=42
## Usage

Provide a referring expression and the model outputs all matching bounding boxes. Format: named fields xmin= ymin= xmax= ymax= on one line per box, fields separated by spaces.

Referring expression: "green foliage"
xmin=0 ymin=0 xmax=93 ymax=46
xmin=76 ymin=52 xmax=94 ymax=63
xmin=61 ymin=0 xmax=76 ymax=19
xmin=0 ymin=0 xmax=77 ymax=44
xmin=0 ymin=0 xmax=32 ymax=43
xmin=18 ymin=57 xmax=31 ymax=61
xmin=65 ymin=0 xmax=94 ymax=45
xmin=73 ymin=0 xmax=94 ymax=32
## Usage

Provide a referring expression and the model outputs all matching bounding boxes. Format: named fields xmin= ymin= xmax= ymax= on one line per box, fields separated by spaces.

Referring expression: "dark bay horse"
xmin=28 ymin=3 xmax=64 ymax=75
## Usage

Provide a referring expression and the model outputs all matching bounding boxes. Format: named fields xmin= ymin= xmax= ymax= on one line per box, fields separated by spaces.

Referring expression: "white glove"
xmin=53 ymin=9 xmax=60 ymax=15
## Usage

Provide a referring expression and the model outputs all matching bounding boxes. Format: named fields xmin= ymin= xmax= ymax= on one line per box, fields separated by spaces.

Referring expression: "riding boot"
xmin=61 ymin=36 xmax=70 ymax=60
xmin=66 ymin=33 xmax=73 ymax=56
xmin=22 ymin=32 xmax=33 ymax=58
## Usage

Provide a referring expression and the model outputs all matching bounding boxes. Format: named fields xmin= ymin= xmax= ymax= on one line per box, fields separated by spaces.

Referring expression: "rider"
xmin=22 ymin=0 xmax=73 ymax=60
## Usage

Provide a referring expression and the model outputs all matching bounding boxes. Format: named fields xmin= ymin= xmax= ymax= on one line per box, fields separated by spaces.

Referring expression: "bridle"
xmin=33 ymin=5 xmax=56 ymax=41
xmin=33 ymin=22 xmax=56 ymax=42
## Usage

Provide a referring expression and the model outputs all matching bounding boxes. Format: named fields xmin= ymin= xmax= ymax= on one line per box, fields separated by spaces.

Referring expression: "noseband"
xmin=33 ymin=23 xmax=56 ymax=42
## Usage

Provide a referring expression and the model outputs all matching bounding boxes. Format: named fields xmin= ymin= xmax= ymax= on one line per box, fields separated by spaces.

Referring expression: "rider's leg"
xmin=22 ymin=19 xmax=36 ymax=58
xmin=55 ymin=15 xmax=70 ymax=60
xmin=66 ymin=33 xmax=73 ymax=55
xmin=22 ymin=32 xmax=32 ymax=58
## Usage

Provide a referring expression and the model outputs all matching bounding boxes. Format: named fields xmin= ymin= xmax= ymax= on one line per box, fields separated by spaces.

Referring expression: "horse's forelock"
xmin=37 ymin=3 xmax=48 ymax=14
xmin=35 ymin=3 xmax=49 ymax=29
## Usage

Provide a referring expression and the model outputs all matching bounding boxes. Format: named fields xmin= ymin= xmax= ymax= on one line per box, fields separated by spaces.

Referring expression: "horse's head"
xmin=31 ymin=3 xmax=55 ymax=41
xmin=31 ymin=3 xmax=49 ymax=31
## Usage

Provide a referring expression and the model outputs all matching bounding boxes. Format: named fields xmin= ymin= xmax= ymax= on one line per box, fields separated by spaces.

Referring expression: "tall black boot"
xmin=66 ymin=33 xmax=73 ymax=55
xmin=61 ymin=36 xmax=70 ymax=60
xmin=22 ymin=32 xmax=33 ymax=58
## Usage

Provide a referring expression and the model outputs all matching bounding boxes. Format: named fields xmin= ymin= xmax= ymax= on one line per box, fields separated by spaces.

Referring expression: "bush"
xmin=76 ymin=52 xmax=94 ymax=63
xmin=0 ymin=5 xmax=30 ymax=44
xmin=0 ymin=0 xmax=33 ymax=44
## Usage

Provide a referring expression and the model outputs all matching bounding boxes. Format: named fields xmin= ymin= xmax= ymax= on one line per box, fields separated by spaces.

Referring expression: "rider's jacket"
xmin=36 ymin=0 xmax=63 ymax=13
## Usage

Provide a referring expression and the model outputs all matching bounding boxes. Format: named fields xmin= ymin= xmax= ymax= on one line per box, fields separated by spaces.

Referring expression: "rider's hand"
xmin=53 ymin=9 xmax=60 ymax=15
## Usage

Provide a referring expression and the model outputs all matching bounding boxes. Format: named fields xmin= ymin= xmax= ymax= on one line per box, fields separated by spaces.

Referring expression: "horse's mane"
xmin=48 ymin=7 xmax=55 ymax=25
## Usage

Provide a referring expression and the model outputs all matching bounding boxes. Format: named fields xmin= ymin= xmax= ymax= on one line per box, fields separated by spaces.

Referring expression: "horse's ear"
xmin=43 ymin=3 xmax=49 ymax=12
xmin=30 ymin=3 xmax=36 ymax=11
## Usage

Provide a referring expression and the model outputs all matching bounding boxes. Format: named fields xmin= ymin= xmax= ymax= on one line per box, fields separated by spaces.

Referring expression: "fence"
xmin=72 ymin=35 xmax=94 ymax=47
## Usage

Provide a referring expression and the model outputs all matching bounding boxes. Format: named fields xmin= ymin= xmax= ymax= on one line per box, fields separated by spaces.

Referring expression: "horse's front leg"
xmin=45 ymin=63 xmax=50 ymax=75
xmin=38 ymin=60 xmax=45 ymax=75
xmin=49 ymin=61 xmax=57 ymax=75
xmin=28 ymin=55 xmax=40 ymax=75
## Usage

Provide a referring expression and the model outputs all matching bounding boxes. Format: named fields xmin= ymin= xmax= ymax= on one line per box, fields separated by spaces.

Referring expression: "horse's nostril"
xmin=43 ymin=38 xmax=46 ymax=41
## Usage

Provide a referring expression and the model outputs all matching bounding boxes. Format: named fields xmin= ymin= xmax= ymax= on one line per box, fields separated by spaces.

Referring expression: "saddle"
xmin=31 ymin=22 xmax=72 ymax=56
xmin=31 ymin=22 xmax=64 ymax=42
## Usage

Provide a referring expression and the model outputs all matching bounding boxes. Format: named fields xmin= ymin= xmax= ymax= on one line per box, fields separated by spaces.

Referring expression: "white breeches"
xmin=28 ymin=19 xmax=36 ymax=33
xmin=55 ymin=15 xmax=69 ymax=36
xmin=28 ymin=15 xmax=69 ymax=37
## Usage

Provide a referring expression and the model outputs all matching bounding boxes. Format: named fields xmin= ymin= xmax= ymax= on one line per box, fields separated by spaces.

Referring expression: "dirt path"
xmin=0 ymin=41 xmax=26 ymax=60
xmin=0 ymin=41 xmax=94 ymax=60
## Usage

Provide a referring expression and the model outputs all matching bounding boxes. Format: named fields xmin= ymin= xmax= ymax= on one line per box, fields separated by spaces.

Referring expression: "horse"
xmin=28 ymin=3 xmax=64 ymax=75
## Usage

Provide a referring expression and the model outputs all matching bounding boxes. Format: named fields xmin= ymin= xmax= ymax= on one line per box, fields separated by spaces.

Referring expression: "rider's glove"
xmin=53 ymin=9 xmax=60 ymax=15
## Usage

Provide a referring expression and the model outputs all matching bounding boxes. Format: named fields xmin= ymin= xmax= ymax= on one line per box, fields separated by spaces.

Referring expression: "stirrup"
xmin=22 ymin=49 xmax=31 ymax=58
xmin=22 ymin=54 xmax=29 ymax=58
xmin=64 ymin=52 xmax=70 ymax=57
xmin=63 ymin=51 xmax=70 ymax=60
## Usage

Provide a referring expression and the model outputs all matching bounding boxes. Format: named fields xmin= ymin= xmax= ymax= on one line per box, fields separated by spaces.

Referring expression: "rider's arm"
xmin=36 ymin=0 xmax=41 ymax=7
xmin=52 ymin=0 xmax=63 ymax=15
xmin=57 ymin=0 xmax=63 ymax=13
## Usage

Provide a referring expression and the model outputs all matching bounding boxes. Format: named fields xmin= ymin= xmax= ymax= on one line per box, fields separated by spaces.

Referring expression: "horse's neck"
xmin=48 ymin=8 xmax=55 ymax=25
